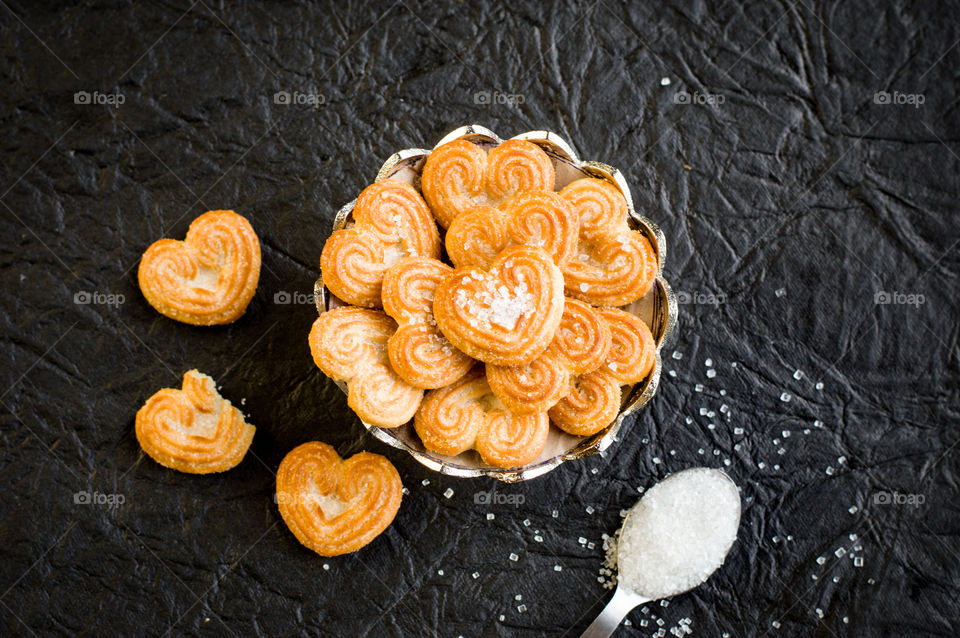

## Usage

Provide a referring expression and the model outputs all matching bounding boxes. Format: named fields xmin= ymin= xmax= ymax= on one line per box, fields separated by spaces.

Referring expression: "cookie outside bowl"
xmin=314 ymin=125 xmax=677 ymax=483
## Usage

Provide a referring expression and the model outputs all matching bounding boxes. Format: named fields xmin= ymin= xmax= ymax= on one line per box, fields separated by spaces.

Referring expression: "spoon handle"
xmin=580 ymin=586 xmax=649 ymax=638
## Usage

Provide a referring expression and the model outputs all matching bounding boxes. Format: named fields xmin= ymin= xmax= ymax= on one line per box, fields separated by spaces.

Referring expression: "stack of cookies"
xmin=313 ymin=137 xmax=659 ymax=469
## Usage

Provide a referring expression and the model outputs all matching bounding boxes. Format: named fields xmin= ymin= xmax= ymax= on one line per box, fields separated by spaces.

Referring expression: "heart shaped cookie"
xmin=420 ymin=139 xmax=556 ymax=228
xmin=560 ymin=178 xmax=658 ymax=306
xmin=487 ymin=298 xmax=611 ymax=415
xmin=381 ymin=256 xmax=474 ymax=389
xmin=321 ymin=180 xmax=441 ymax=308
xmin=276 ymin=441 xmax=402 ymax=557
xmin=549 ymin=308 xmax=656 ymax=436
xmin=135 ymin=369 xmax=255 ymax=473
xmin=445 ymin=190 xmax=579 ymax=269
xmin=433 ymin=245 xmax=565 ymax=366
xmin=138 ymin=210 xmax=261 ymax=325
xmin=309 ymin=307 xmax=423 ymax=427
xmin=414 ymin=369 xmax=549 ymax=468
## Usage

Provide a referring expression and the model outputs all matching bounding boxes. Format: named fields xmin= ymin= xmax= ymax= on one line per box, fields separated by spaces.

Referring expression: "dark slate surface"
xmin=1 ymin=1 xmax=958 ymax=636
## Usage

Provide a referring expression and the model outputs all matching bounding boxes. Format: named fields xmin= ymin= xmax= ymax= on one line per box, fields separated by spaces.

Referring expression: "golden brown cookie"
xmin=445 ymin=190 xmax=578 ymax=269
xmin=433 ymin=245 xmax=565 ymax=366
xmin=135 ymin=369 xmax=255 ymax=473
xmin=420 ymin=139 xmax=556 ymax=228
xmin=414 ymin=369 xmax=549 ymax=468
xmin=381 ymin=256 xmax=474 ymax=389
xmin=138 ymin=210 xmax=261 ymax=325
xmin=560 ymin=178 xmax=658 ymax=306
xmin=486 ymin=298 xmax=611 ymax=414
xmin=549 ymin=308 xmax=656 ymax=436
xmin=321 ymin=180 xmax=441 ymax=308
xmin=308 ymin=307 xmax=423 ymax=427
xmin=276 ymin=441 xmax=402 ymax=557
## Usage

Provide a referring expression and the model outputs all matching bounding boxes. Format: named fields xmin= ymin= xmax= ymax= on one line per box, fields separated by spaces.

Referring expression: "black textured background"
xmin=1 ymin=1 xmax=958 ymax=637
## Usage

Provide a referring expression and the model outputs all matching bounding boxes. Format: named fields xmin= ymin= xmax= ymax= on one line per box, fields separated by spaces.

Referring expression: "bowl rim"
xmin=314 ymin=125 xmax=678 ymax=482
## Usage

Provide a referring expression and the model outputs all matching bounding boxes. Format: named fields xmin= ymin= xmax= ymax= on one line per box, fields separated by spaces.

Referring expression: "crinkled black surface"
xmin=1 ymin=1 xmax=958 ymax=636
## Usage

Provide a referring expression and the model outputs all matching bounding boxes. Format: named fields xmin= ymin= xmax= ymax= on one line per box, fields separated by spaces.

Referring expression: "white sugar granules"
xmin=616 ymin=468 xmax=740 ymax=599
xmin=456 ymin=279 xmax=534 ymax=331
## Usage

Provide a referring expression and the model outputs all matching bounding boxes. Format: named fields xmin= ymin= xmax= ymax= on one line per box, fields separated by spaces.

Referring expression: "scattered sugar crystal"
xmin=734 ymin=443 xmax=742 ymax=451
xmin=609 ymin=362 xmax=618 ymax=371
xmin=782 ymin=430 xmax=791 ymax=438
xmin=708 ymin=423 xmax=716 ymax=430
xmin=775 ymin=287 xmax=786 ymax=297
xmin=816 ymin=608 xmax=824 ymax=618
xmin=787 ymin=535 xmax=793 ymax=541
xmin=849 ymin=505 xmax=858 ymax=514
xmin=661 ymin=77 xmax=671 ymax=85
xmin=695 ymin=384 xmax=704 ymax=392
xmin=815 ymin=382 xmax=824 ymax=390
xmin=509 ymin=553 xmax=519 ymax=562
xmin=700 ymin=407 xmax=709 ymax=416
xmin=773 ymin=438 xmax=781 ymax=445
xmin=849 ymin=533 xmax=858 ymax=541
xmin=707 ymin=369 xmax=717 ymax=378
xmin=588 ymin=542 xmax=595 ymax=549
xmin=421 ymin=479 xmax=430 ymax=486
xmin=554 ymin=564 xmax=562 ymax=571
xmin=868 ymin=578 xmax=876 ymax=584
xmin=705 ymin=358 xmax=713 ymax=367
xmin=825 ymin=466 xmax=835 ymax=475
xmin=814 ymin=420 xmax=824 ymax=428
xmin=669 ymin=370 xmax=677 ymax=377
xmin=472 ymin=571 xmax=479 ymax=579
xmin=832 ymin=576 xmax=839 ymax=583
xmin=672 ymin=351 xmax=683 ymax=360
xmin=653 ymin=457 xmax=662 ymax=464
xmin=838 ymin=456 xmax=847 ymax=464
xmin=641 ymin=619 xmax=649 ymax=627
xmin=803 ymin=428 xmax=811 ymax=434
xmin=713 ymin=449 xmax=720 ymax=456
xmin=586 ymin=506 xmax=595 ymax=514
xmin=580 ymin=283 xmax=590 ymax=292
xmin=779 ymin=392 xmax=791 ymax=402
xmin=758 ymin=462 xmax=766 ymax=469
xmin=697 ymin=448 xmax=704 ymax=455
xmin=835 ymin=547 xmax=846 ymax=558
xmin=523 ymin=519 xmax=531 ymax=526
xmin=843 ymin=617 xmax=849 ymax=624
xmin=657 ymin=618 xmax=665 ymax=626
xmin=816 ymin=556 xmax=826 ymax=565
xmin=793 ymin=369 xmax=804 ymax=380
xmin=498 ymin=614 xmax=505 ymax=622
xmin=773 ymin=536 xmax=780 ymax=543
xmin=773 ymin=464 xmax=780 ymax=470
xmin=323 ymin=563 xmax=330 ymax=571
xmin=685 ymin=416 xmax=693 ymax=424
xmin=515 ymin=594 xmax=522 ymax=601
xmin=402 ymin=487 xmax=409 ymax=495
xmin=724 ymin=458 xmax=731 ymax=466
xmin=772 ymin=620 xmax=781 ymax=629
xmin=778 ymin=448 xmax=786 ymax=455
xmin=734 ymin=427 xmax=744 ymax=435
xmin=443 ymin=488 xmax=454 ymax=499
xmin=517 ymin=604 xmax=527 ymax=613
xmin=579 ymin=536 xmax=588 ymax=545
xmin=811 ymin=574 xmax=818 ymax=580
xmin=661 ymin=600 xmax=669 ymax=607
xmin=437 ymin=569 xmax=444 ymax=575
xmin=670 ymin=449 xmax=677 ymax=456
xmin=552 ymin=510 xmax=559 ymax=518
xmin=616 ymin=468 xmax=740 ymax=599
xmin=591 ymin=467 xmax=598 ymax=474
xmin=486 ymin=513 xmax=495 ymax=520
xmin=731 ymin=361 xmax=738 ymax=368
xmin=720 ymin=404 xmax=730 ymax=414
xmin=720 ymin=389 xmax=727 ymax=396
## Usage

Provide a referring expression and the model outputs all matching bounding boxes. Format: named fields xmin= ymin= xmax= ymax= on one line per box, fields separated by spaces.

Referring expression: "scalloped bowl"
xmin=314 ymin=125 xmax=677 ymax=482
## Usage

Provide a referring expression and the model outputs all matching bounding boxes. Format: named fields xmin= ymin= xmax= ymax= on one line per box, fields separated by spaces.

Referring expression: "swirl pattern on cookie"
xmin=560 ymin=178 xmax=658 ymax=306
xmin=321 ymin=180 xmax=441 ymax=308
xmin=276 ymin=441 xmax=402 ymax=557
xmin=381 ymin=257 xmax=474 ymax=389
xmin=550 ymin=308 xmax=656 ymax=436
xmin=414 ymin=369 xmax=549 ymax=468
xmin=135 ymin=369 xmax=255 ymax=473
xmin=446 ymin=190 xmax=578 ymax=269
xmin=138 ymin=210 xmax=261 ymax=325
xmin=487 ymin=298 xmax=611 ymax=414
xmin=421 ymin=139 xmax=555 ymax=228
xmin=433 ymin=245 xmax=565 ymax=366
xmin=309 ymin=307 xmax=423 ymax=427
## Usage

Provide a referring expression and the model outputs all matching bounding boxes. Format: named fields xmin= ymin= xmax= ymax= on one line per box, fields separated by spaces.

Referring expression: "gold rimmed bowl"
xmin=314 ymin=125 xmax=677 ymax=482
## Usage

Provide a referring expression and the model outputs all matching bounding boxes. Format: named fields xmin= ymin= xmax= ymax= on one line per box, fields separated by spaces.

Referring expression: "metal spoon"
xmin=580 ymin=468 xmax=741 ymax=638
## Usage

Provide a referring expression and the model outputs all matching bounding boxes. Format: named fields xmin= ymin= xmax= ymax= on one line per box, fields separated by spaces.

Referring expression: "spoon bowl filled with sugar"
xmin=581 ymin=467 xmax=741 ymax=638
